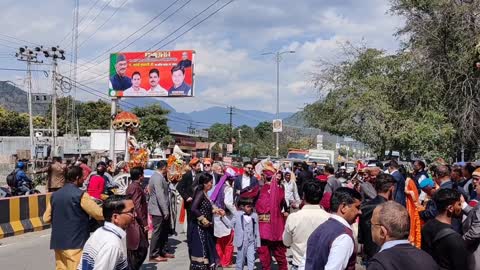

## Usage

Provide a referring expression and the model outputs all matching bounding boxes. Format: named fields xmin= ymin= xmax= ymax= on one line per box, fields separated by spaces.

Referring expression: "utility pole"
xmin=238 ymin=129 xmax=242 ymax=157
xmin=16 ymin=46 xmax=43 ymax=160
xmin=71 ymin=0 xmax=79 ymax=138
xmin=227 ymin=106 xmax=234 ymax=144
xmin=43 ymin=46 xmax=66 ymax=157
xmin=262 ymin=50 xmax=295 ymax=157
xmin=187 ymin=121 xmax=194 ymax=134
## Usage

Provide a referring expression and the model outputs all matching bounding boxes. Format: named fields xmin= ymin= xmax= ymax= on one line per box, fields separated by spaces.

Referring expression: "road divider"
xmin=0 ymin=193 xmax=51 ymax=239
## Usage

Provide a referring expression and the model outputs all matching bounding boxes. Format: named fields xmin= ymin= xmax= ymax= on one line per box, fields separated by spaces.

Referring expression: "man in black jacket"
xmin=176 ymin=158 xmax=202 ymax=221
xmin=296 ymin=162 xmax=313 ymax=198
xmin=421 ymin=189 xmax=469 ymax=270
xmin=368 ymin=201 xmax=438 ymax=270
xmin=359 ymin=174 xmax=396 ymax=264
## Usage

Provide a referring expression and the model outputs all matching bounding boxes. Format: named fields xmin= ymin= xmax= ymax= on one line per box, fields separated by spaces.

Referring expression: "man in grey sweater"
xmin=148 ymin=160 xmax=175 ymax=262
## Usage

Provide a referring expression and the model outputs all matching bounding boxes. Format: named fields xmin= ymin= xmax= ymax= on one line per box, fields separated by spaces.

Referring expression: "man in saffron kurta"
xmin=256 ymin=168 xmax=288 ymax=270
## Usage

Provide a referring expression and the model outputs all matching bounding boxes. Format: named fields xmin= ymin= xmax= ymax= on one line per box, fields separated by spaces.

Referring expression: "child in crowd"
xmin=227 ymin=197 xmax=261 ymax=270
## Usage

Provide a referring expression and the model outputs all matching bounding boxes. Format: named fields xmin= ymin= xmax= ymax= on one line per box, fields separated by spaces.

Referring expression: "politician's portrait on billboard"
xmin=108 ymin=50 xmax=195 ymax=97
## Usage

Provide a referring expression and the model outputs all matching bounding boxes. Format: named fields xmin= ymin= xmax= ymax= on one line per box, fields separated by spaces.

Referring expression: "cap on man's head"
xmin=116 ymin=53 xmax=127 ymax=63
xmin=419 ymin=178 xmax=435 ymax=189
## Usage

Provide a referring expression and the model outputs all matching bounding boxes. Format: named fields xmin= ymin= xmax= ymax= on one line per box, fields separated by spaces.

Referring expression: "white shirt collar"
xmin=301 ymin=204 xmax=322 ymax=210
xmin=331 ymin=214 xmax=352 ymax=229
xmin=104 ymin=222 xmax=126 ymax=239
xmin=379 ymin=239 xmax=410 ymax=252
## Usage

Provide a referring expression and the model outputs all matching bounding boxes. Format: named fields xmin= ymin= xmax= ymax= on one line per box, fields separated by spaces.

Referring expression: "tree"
xmin=47 ymin=97 xmax=113 ymax=136
xmin=208 ymin=123 xmax=231 ymax=143
xmin=77 ymin=100 xmax=112 ymax=135
xmin=0 ymin=107 xmax=28 ymax=136
xmin=132 ymin=104 xmax=170 ymax=147
xmin=279 ymin=126 xmax=316 ymax=156
xmin=253 ymin=121 xmax=275 ymax=156
xmin=305 ymin=46 xmax=454 ymax=159
xmin=391 ymin=0 xmax=480 ymax=159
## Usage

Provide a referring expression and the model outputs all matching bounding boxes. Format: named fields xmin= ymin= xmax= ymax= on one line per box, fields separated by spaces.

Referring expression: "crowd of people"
xmin=26 ymin=154 xmax=480 ymax=270
xmin=175 ymin=158 xmax=480 ymax=270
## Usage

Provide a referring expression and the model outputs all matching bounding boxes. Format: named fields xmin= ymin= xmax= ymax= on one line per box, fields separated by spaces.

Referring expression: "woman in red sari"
xmin=256 ymin=167 xmax=288 ymax=270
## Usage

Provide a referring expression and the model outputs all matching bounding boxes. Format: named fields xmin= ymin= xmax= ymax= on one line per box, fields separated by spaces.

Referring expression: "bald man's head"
xmin=371 ymin=201 xmax=410 ymax=246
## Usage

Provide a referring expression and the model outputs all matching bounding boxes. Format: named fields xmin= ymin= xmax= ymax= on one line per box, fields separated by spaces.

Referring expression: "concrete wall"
xmin=0 ymin=136 xmax=91 ymax=157
xmin=88 ymin=130 xmax=126 ymax=152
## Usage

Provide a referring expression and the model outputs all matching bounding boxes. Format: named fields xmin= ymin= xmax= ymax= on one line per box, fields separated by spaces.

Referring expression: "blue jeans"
xmin=17 ymin=184 xmax=31 ymax=195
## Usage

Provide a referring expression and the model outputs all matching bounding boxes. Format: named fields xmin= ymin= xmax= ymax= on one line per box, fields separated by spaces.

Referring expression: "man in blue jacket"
xmin=109 ymin=53 xmax=132 ymax=91
xmin=15 ymin=161 xmax=33 ymax=194
xmin=388 ymin=160 xmax=406 ymax=207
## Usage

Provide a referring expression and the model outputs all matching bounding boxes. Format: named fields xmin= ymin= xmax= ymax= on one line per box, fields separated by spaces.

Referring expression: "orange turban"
xmin=189 ymin=158 xmax=200 ymax=166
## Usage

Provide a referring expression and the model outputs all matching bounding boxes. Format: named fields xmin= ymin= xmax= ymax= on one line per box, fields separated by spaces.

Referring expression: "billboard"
xmin=108 ymin=50 xmax=195 ymax=97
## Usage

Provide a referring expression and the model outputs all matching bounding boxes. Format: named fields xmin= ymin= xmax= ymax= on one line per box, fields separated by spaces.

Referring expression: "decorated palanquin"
xmin=166 ymin=155 xmax=186 ymax=183
xmin=112 ymin=111 xmax=148 ymax=169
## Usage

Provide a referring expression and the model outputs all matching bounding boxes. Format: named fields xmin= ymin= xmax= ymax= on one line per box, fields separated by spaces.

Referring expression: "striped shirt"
xmin=78 ymin=222 xmax=128 ymax=270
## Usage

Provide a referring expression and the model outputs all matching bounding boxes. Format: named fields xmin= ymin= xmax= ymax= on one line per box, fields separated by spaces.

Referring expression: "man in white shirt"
xmin=282 ymin=171 xmax=301 ymax=209
xmin=233 ymin=162 xmax=259 ymax=201
xmin=147 ymin=68 xmax=168 ymax=96
xmin=78 ymin=195 xmax=134 ymax=270
xmin=283 ymin=180 xmax=330 ymax=269
xmin=300 ymin=187 xmax=362 ymax=270
xmin=123 ymin=72 xmax=148 ymax=96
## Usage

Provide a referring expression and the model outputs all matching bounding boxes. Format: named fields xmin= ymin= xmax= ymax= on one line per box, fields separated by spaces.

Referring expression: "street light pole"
xmin=276 ymin=52 xmax=280 ymax=158
xmin=42 ymin=46 xmax=66 ymax=157
xmin=16 ymin=46 xmax=43 ymax=160
xmin=262 ymin=50 xmax=295 ymax=157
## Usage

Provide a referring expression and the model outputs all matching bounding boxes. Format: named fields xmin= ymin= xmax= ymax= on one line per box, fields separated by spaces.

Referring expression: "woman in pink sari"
xmin=256 ymin=168 xmax=288 ymax=270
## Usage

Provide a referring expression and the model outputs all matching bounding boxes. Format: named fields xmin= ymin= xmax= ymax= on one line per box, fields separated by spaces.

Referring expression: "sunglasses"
xmin=245 ymin=166 xmax=253 ymax=169
xmin=204 ymin=164 xmax=211 ymax=167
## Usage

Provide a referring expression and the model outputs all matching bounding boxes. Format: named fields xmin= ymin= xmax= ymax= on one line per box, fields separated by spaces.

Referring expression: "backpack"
xmin=6 ymin=169 xmax=17 ymax=188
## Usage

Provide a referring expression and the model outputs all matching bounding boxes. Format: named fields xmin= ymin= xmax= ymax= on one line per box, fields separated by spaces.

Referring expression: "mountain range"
xmin=0 ymin=82 xmax=297 ymax=132
xmin=121 ymin=98 xmax=295 ymax=132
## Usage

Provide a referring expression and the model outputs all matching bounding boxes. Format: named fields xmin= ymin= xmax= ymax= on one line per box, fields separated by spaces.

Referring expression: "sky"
xmin=0 ymin=0 xmax=404 ymax=114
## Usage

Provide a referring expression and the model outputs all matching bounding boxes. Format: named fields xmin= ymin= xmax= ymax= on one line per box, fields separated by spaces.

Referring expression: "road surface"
xmin=0 ymin=228 xmax=365 ymax=269
xmin=0 ymin=229 xmax=289 ymax=269
xmin=0 ymin=229 xmax=189 ymax=270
